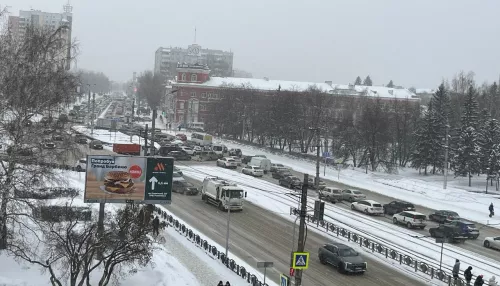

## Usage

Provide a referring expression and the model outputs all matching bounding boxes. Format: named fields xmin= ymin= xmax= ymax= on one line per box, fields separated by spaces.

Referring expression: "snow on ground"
xmin=72 ymin=125 xmax=160 ymax=149
xmin=160 ymin=129 xmax=500 ymax=228
xmin=0 ymin=169 xmax=269 ymax=286
xmin=177 ymin=164 xmax=499 ymax=282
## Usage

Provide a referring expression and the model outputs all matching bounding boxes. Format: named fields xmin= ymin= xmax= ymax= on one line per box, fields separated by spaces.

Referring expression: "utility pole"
xmin=90 ymin=93 xmax=96 ymax=135
xmin=225 ymin=205 xmax=231 ymax=264
xmin=315 ymin=128 xmax=320 ymax=189
xmin=443 ymin=119 xmax=449 ymax=189
xmin=151 ymin=109 xmax=157 ymax=155
xmin=294 ymin=174 xmax=308 ymax=286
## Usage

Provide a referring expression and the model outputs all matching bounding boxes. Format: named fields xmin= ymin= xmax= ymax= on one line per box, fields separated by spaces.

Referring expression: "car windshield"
xmin=181 ymin=182 xmax=194 ymax=187
xmin=227 ymin=159 xmax=235 ymax=162
xmin=373 ymin=203 xmax=382 ymax=207
xmin=413 ymin=215 xmax=426 ymax=220
xmin=354 ymin=191 xmax=363 ymax=195
xmin=79 ymin=160 xmax=86 ymax=164
xmin=339 ymin=248 xmax=358 ymax=257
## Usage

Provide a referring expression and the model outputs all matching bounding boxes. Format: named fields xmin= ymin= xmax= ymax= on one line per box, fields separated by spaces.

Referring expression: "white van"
xmin=191 ymin=132 xmax=212 ymax=146
xmin=211 ymin=144 xmax=227 ymax=158
xmin=249 ymin=157 xmax=272 ymax=174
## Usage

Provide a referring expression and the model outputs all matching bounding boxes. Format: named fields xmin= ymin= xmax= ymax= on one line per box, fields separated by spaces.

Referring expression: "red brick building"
xmin=168 ymin=63 xmax=420 ymax=129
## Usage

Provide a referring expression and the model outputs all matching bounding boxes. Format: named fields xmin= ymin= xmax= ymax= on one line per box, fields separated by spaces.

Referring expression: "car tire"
xmin=218 ymin=202 xmax=224 ymax=211
xmin=472 ymin=235 xmax=479 ymax=240
xmin=350 ymin=204 xmax=355 ymax=210
xmin=349 ymin=197 xmax=354 ymax=202
xmin=419 ymin=226 xmax=425 ymax=230
xmin=430 ymin=230 xmax=435 ymax=237
xmin=76 ymin=166 xmax=82 ymax=172
xmin=364 ymin=209 xmax=369 ymax=214
xmin=319 ymin=256 xmax=327 ymax=265
xmin=407 ymin=222 xmax=412 ymax=229
xmin=201 ymin=194 xmax=206 ymax=201
xmin=337 ymin=262 xmax=345 ymax=274
xmin=393 ymin=218 xmax=398 ymax=224
xmin=484 ymin=241 xmax=490 ymax=248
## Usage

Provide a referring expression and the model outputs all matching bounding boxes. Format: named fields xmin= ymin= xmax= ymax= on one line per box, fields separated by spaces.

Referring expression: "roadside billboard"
xmin=84 ymin=155 xmax=173 ymax=204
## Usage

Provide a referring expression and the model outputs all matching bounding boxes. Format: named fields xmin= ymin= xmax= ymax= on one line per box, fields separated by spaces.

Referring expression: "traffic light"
xmin=314 ymin=200 xmax=325 ymax=221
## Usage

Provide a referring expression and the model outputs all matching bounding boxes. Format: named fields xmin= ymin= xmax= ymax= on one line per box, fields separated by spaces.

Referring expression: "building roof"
xmin=174 ymin=76 xmax=418 ymax=100
xmin=416 ymin=88 xmax=436 ymax=94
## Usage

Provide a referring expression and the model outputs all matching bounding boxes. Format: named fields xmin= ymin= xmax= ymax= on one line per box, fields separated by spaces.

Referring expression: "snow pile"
xmin=72 ymin=125 xmax=160 ymax=149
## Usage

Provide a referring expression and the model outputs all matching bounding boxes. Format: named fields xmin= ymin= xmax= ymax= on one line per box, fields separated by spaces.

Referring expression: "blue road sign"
xmin=280 ymin=274 xmax=290 ymax=286
xmin=292 ymin=252 xmax=309 ymax=269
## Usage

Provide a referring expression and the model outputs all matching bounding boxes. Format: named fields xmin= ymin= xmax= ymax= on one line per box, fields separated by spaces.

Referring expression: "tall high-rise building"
xmin=154 ymin=44 xmax=233 ymax=80
xmin=8 ymin=3 xmax=73 ymax=70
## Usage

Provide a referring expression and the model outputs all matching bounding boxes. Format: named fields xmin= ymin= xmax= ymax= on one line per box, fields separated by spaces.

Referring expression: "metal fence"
xmin=154 ymin=207 xmax=270 ymax=286
xmin=290 ymin=207 xmax=481 ymax=286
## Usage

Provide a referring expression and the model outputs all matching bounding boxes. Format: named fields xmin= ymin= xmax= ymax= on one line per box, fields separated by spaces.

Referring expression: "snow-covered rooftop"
xmin=174 ymin=77 xmax=418 ymax=100
xmin=416 ymin=88 xmax=436 ymax=94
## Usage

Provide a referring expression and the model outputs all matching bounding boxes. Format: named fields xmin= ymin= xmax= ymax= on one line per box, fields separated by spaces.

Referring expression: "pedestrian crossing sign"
xmin=280 ymin=274 xmax=290 ymax=286
xmin=292 ymin=252 xmax=309 ymax=270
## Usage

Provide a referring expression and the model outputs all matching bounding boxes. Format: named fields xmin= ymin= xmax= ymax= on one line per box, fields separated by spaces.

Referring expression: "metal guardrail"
xmin=154 ymin=207 xmax=270 ymax=286
xmin=290 ymin=207 xmax=477 ymax=286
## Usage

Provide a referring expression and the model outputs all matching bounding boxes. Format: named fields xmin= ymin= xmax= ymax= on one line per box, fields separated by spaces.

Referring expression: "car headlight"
xmin=344 ymin=262 xmax=351 ymax=268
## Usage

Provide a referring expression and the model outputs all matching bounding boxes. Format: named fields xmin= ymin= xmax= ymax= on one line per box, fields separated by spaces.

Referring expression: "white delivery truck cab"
xmin=211 ymin=144 xmax=227 ymax=158
xmin=201 ymin=177 xmax=246 ymax=211
xmin=249 ymin=157 xmax=272 ymax=174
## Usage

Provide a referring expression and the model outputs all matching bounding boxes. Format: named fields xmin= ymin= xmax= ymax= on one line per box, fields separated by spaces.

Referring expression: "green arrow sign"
xmin=145 ymin=157 xmax=174 ymax=204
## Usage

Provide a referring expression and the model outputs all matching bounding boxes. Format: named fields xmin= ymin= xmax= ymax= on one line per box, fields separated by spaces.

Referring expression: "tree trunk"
xmin=0 ymin=162 xmax=14 ymax=250
xmin=468 ymin=172 xmax=472 ymax=187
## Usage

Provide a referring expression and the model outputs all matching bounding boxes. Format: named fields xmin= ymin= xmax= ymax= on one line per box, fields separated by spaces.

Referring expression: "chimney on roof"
xmin=348 ymin=83 xmax=355 ymax=90
xmin=263 ymin=77 xmax=269 ymax=81
xmin=325 ymin=81 xmax=332 ymax=86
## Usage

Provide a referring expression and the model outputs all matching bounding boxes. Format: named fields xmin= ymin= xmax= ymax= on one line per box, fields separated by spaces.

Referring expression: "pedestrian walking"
xmin=178 ymin=125 xmax=181 ymax=131
xmin=489 ymin=203 xmax=494 ymax=218
xmin=225 ymin=282 xmax=231 ymax=286
xmin=452 ymin=259 xmax=460 ymax=284
xmin=489 ymin=276 xmax=498 ymax=286
xmin=464 ymin=266 xmax=473 ymax=285
xmin=152 ymin=216 xmax=160 ymax=236
xmin=474 ymin=275 xmax=485 ymax=286
xmin=217 ymin=281 xmax=223 ymax=286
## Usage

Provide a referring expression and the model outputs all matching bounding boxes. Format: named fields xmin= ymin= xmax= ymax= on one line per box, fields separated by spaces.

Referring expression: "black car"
xmin=428 ymin=210 xmax=460 ymax=224
xmin=172 ymin=181 xmax=199 ymax=195
xmin=159 ymin=145 xmax=182 ymax=156
xmin=229 ymin=148 xmax=242 ymax=157
xmin=383 ymin=201 xmax=415 ymax=215
xmin=318 ymin=242 xmax=367 ymax=274
xmin=242 ymin=155 xmax=254 ymax=164
xmin=42 ymin=139 xmax=56 ymax=149
xmin=279 ymin=175 xmax=302 ymax=189
xmin=74 ymin=135 xmax=87 ymax=144
xmin=168 ymin=151 xmax=191 ymax=161
xmin=89 ymin=140 xmax=103 ymax=150
xmin=446 ymin=220 xmax=480 ymax=239
xmin=272 ymin=169 xmax=292 ymax=180
xmin=428 ymin=225 xmax=467 ymax=243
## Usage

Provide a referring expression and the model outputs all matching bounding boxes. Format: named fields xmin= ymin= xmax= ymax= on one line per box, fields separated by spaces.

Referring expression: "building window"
xmin=221 ymin=94 xmax=225 ymax=99
xmin=207 ymin=93 xmax=212 ymax=99
xmin=181 ymin=73 xmax=186 ymax=81
xmin=191 ymin=74 xmax=197 ymax=82
xmin=201 ymin=92 xmax=206 ymax=98
xmin=191 ymin=92 xmax=196 ymax=97
xmin=179 ymin=101 xmax=184 ymax=109
xmin=213 ymin=94 xmax=219 ymax=99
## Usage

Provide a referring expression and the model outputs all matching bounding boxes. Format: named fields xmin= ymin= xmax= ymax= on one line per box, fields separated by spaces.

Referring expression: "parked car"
xmin=216 ymin=157 xmax=238 ymax=169
xmin=172 ymin=180 xmax=199 ymax=195
xmin=279 ymin=175 xmax=302 ymax=189
xmin=242 ymin=155 xmax=254 ymax=164
xmin=75 ymin=158 xmax=87 ymax=172
xmin=307 ymin=177 xmax=327 ymax=190
xmin=172 ymin=172 xmax=185 ymax=182
xmin=89 ymin=140 xmax=103 ymax=150
xmin=254 ymin=155 xmax=267 ymax=158
xmin=428 ymin=210 xmax=460 ymax=224
xmin=319 ymin=188 xmax=343 ymax=203
xmin=351 ymin=200 xmax=384 ymax=215
xmin=7 ymin=145 xmax=34 ymax=157
xmin=249 ymin=157 xmax=272 ymax=173
xmin=228 ymin=148 xmax=242 ymax=157
xmin=318 ymin=242 xmax=367 ymax=274
xmin=383 ymin=201 xmax=416 ymax=215
xmin=74 ymin=135 xmax=87 ymax=144
xmin=241 ymin=165 xmax=264 ymax=177
xmin=193 ymin=146 xmax=203 ymax=153
xmin=180 ymin=146 xmax=196 ymax=155
xmin=174 ymin=166 xmax=183 ymax=176
xmin=429 ymin=225 xmax=467 ymax=243
xmin=392 ymin=211 xmax=427 ymax=229
xmin=483 ymin=236 xmax=500 ymax=250
xmin=52 ymin=134 xmax=64 ymax=141
xmin=272 ymin=169 xmax=292 ymax=180
xmin=43 ymin=128 xmax=55 ymax=135
xmin=175 ymin=134 xmax=187 ymax=141
xmin=229 ymin=156 xmax=242 ymax=166
xmin=42 ymin=139 xmax=56 ymax=149
xmin=341 ymin=190 xmax=366 ymax=202
xmin=168 ymin=151 xmax=191 ymax=161
xmin=446 ymin=220 xmax=480 ymax=239
xmin=270 ymin=163 xmax=286 ymax=173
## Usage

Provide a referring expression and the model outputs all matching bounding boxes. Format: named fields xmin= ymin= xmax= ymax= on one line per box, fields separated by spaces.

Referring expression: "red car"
xmin=176 ymin=133 xmax=187 ymax=141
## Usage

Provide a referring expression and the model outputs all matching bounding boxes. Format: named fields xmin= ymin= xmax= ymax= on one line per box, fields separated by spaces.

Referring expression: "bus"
xmin=191 ymin=132 xmax=213 ymax=146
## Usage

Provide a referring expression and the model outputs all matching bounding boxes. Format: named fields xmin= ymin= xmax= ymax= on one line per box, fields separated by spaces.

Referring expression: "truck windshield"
xmin=226 ymin=190 xmax=243 ymax=198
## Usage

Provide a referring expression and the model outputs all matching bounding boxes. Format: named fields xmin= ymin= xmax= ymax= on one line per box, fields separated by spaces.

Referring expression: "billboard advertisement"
xmin=84 ymin=155 xmax=173 ymax=204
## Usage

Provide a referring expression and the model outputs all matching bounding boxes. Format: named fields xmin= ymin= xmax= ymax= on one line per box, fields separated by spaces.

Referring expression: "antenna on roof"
xmin=194 ymin=27 xmax=197 ymax=43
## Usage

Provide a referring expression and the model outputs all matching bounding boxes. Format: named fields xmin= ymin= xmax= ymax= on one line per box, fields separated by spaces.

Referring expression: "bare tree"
xmin=9 ymin=202 xmax=154 ymax=286
xmin=0 ymin=24 xmax=81 ymax=249
xmin=137 ymin=71 xmax=164 ymax=153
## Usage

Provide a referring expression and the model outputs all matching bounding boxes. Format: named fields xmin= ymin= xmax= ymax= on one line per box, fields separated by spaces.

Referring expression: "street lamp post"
xmin=225 ymin=205 xmax=231 ymax=262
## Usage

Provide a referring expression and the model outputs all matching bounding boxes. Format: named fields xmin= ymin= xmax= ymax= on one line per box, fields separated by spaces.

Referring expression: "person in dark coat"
xmin=152 ymin=216 xmax=160 ymax=236
xmin=489 ymin=203 xmax=494 ymax=218
xmin=217 ymin=281 xmax=223 ymax=286
xmin=474 ymin=275 xmax=485 ymax=286
xmin=464 ymin=266 xmax=473 ymax=285
xmin=452 ymin=259 xmax=460 ymax=280
xmin=225 ymin=282 xmax=230 ymax=286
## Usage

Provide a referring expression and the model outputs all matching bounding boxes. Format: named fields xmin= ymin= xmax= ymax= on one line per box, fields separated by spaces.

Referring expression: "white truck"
xmin=201 ymin=177 xmax=246 ymax=211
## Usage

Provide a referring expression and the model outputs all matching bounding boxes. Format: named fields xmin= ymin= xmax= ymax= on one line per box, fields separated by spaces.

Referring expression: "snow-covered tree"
xmin=427 ymin=83 xmax=451 ymax=173
xmin=479 ymin=117 xmax=500 ymax=178
xmin=354 ymin=76 xmax=362 ymax=85
xmin=387 ymin=80 xmax=394 ymax=88
xmin=453 ymin=86 xmax=481 ymax=186
xmin=363 ymin=76 xmax=373 ymax=86
xmin=411 ymin=102 xmax=436 ymax=174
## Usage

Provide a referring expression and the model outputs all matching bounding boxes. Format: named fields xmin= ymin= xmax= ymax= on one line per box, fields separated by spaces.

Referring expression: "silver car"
xmin=342 ymin=189 xmax=366 ymax=202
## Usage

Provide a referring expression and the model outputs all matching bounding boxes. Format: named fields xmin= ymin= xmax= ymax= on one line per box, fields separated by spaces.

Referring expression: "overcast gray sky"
xmin=5 ymin=0 xmax=500 ymax=88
